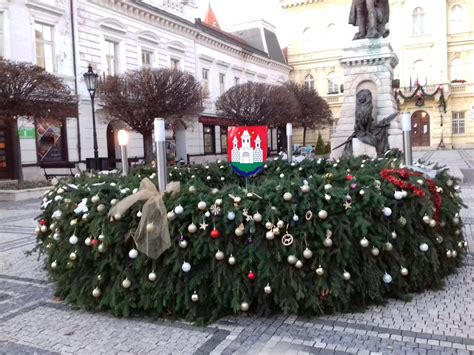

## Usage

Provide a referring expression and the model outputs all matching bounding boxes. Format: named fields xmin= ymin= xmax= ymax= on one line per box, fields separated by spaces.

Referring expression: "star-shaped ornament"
xmin=199 ymin=220 xmax=209 ymax=231
xmin=343 ymin=201 xmax=352 ymax=210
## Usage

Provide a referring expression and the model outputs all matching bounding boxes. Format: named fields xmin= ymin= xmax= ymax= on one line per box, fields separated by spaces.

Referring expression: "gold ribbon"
xmin=108 ymin=178 xmax=180 ymax=260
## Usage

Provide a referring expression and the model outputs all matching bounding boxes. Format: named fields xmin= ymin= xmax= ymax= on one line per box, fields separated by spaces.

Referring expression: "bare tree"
xmin=0 ymin=59 xmax=78 ymax=181
xmin=98 ymin=68 xmax=203 ymax=164
xmin=215 ymin=82 xmax=299 ymax=126
xmin=285 ymin=82 xmax=333 ymax=146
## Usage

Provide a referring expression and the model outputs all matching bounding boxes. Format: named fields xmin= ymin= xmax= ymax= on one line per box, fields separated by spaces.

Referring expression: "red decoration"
xmin=345 ymin=175 xmax=353 ymax=181
xmin=380 ymin=169 xmax=442 ymax=221
xmin=228 ymin=126 xmax=268 ymax=177
xmin=210 ymin=228 xmax=220 ymax=239
xmin=248 ymin=271 xmax=255 ymax=281
xmin=39 ymin=219 xmax=46 ymax=225
xmin=91 ymin=239 xmax=98 ymax=247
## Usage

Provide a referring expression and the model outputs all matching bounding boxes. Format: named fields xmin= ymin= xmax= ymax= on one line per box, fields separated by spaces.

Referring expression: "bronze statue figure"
xmin=349 ymin=0 xmax=390 ymax=40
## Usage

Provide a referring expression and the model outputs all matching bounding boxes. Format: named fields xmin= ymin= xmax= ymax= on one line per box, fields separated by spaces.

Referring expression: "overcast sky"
xmin=194 ymin=0 xmax=288 ymax=46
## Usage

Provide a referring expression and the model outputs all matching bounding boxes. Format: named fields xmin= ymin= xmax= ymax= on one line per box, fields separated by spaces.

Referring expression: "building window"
xmin=219 ymin=73 xmax=226 ymax=95
xmin=234 ymin=77 xmax=240 ymax=86
xmin=220 ymin=126 xmax=228 ymax=153
xmin=36 ymin=117 xmax=68 ymax=162
xmin=104 ymin=40 xmax=118 ymax=76
xmin=449 ymin=5 xmax=464 ymax=33
xmin=412 ymin=7 xmax=425 ymax=35
xmin=202 ymin=68 xmax=209 ymax=95
xmin=302 ymin=27 xmax=314 ymax=52
xmin=141 ymin=49 xmax=153 ymax=67
xmin=203 ymin=125 xmax=215 ymax=154
xmin=0 ymin=12 xmax=4 ymax=58
xmin=170 ymin=58 xmax=180 ymax=70
xmin=327 ymin=72 xmax=338 ymax=94
xmin=35 ymin=23 xmax=55 ymax=72
xmin=305 ymin=74 xmax=314 ymax=91
xmin=450 ymin=58 xmax=465 ymax=82
xmin=412 ymin=60 xmax=427 ymax=85
xmin=452 ymin=112 xmax=465 ymax=134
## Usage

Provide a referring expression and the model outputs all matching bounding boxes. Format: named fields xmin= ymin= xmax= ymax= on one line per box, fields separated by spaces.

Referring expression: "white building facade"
xmin=0 ymin=0 xmax=290 ymax=180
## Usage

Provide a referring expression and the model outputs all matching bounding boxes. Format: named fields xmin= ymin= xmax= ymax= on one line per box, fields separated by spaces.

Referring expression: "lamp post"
xmin=286 ymin=122 xmax=293 ymax=163
xmin=118 ymin=129 xmax=129 ymax=176
xmin=402 ymin=112 xmax=413 ymax=166
xmin=154 ymin=118 xmax=167 ymax=191
xmin=438 ymin=104 xmax=446 ymax=149
xmin=83 ymin=64 xmax=99 ymax=169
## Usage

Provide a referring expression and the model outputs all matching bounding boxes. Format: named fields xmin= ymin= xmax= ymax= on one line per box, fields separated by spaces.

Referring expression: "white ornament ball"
xmin=453 ymin=217 xmax=460 ymax=225
xmin=273 ymin=228 xmax=280 ymax=236
xmin=265 ymin=231 xmax=275 ymax=240
xmin=91 ymin=195 xmax=100 ymax=203
xmin=446 ymin=250 xmax=453 ymax=258
xmin=384 ymin=242 xmax=393 ymax=251
xmin=197 ymin=201 xmax=207 ymax=210
xmin=303 ymin=248 xmax=313 ymax=259
xmin=82 ymin=213 xmax=89 ymax=221
xmin=92 ymin=287 xmax=101 ymax=297
xmin=35 ymin=226 xmax=40 ymax=235
xmin=343 ymin=271 xmax=351 ymax=280
xmin=400 ymin=267 xmax=409 ymax=276
xmin=316 ymin=266 xmax=325 ymax=276
xmin=360 ymin=237 xmax=369 ymax=248
xmin=148 ymin=272 xmax=157 ymax=281
xmin=235 ymin=227 xmax=244 ymax=237
xmin=279 ymin=173 xmax=285 ymax=179
xmin=324 ymin=184 xmax=332 ymax=191
xmin=318 ymin=210 xmax=328 ymax=220
xmin=295 ymin=260 xmax=303 ymax=269
xmin=84 ymin=237 xmax=92 ymax=246
xmin=452 ymin=250 xmax=458 ymax=258
xmin=114 ymin=213 xmax=122 ymax=220
xmin=446 ymin=179 xmax=454 ymax=187
xmin=146 ymin=223 xmax=155 ymax=233
xmin=215 ymin=250 xmax=225 ymax=261
xmin=391 ymin=231 xmax=397 ymax=239
xmin=98 ymin=234 xmax=105 ymax=241
xmin=215 ymin=198 xmax=223 ymax=206
xmin=70 ymin=219 xmax=77 ymax=227
xmin=57 ymin=187 xmax=64 ymax=194
xmin=401 ymin=190 xmax=408 ymax=198
xmin=110 ymin=199 xmax=118 ymax=206
xmin=283 ymin=192 xmax=293 ymax=201
xmin=287 ymin=255 xmax=297 ymax=265
xmin=394 ymin=191 xmax=404 ymax=200
xmin=179 ymin=239 xmax=188 ymax=248
xmin=128 ymin=249 xmax=139 ymax=259
xmin=51 ymin=261 xmax=58 ymax=269
xmin=69 ymin=235 xmax=78 ymax=245
xmin=264 ymin=284 xmax=272 ymax=294
xmin=292 ymin=214 xmax=299 ymax=222
xmin=371 ymin=247 xmax=380 ymax=256
xmin=174 ymin=205 xmax=184 ymax=215
xmin=419 ymin=243 xmax=429 ymax=252
xmin=383 ymin=273 xmax=392 ymax=284
xmin=191 ymin=292 xmax=199 ymax=302
xmin=240 ymin=302 xmax=249 ymax=312
xmin=53 ymin=232 xmax=61 ymax=241
xmin=253 ymin=212 xmax=263 ymax=223
xmin=132 ymin=188 xmax=139 ymax=194
xmin=69 ymin=252 xmax=77 ymax=261
xmin=181 ymin=262 xmax=191 ymax=273
xmin=359 ymin=189 xmax=365 ymax=196
xmin=228 ymin=255 xmax=236 ymax=265
xmin=205 ymin=211 xmax=211 ymax=218
xmin=301 ymin=184 xmax=310 ymax=193
xmin=188 ymin=223 xmax=198 ymax=234
xmin=98 ymin=243 xmax=106 ymax=253
xmin=383 ymin=207 xmax=392 ymax=217
xmin=423 ymin=215 xmax=431 ymax=224
xmin=188 ymin=186 xmax=197 ymax=193
xmin=96 ymin=204 xmax=105 ymax=213
xmin=227 ymin=211 xmax=236 ymax=221
xmin=277 ymin=220 xmax=285 ymax=229
xmin=40 ymin=225 xmax=48 ymax=233
xmin=137 ymin=211 xmax=142 ymax=218
xmin=122 ymin=278 xmax=131 ymax=288
xmin=206 ymin=176 xmax=211 ymax=181
xmin=429 ymin=219 xmax=436 ymax=228
xmin=323 ymin=238 xmax=333 ymax=248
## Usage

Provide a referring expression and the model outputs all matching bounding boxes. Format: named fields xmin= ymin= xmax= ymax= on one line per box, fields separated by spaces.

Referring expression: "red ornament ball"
xmin=345 ymin=175 xmax=353 ymax=181
xmin=248 ymin=271 xmax=255 ymax=281
xmin=39 ymin=219 xmax=46 ymax=225
xmin=91 ymin=239 xmax=98 ymax=247
xmin=210 ymin=228 xmax=220 ymax=239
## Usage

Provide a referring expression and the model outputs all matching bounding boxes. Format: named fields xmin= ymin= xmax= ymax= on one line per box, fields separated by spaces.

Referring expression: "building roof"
xmin=203 ymin=3 xmax=220 ymax=29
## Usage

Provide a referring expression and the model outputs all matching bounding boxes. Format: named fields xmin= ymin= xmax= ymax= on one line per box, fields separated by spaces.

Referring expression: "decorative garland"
xmin=394 ymin=84 xmax=446 ymax=112
xmin=380 ymin=169 xmax=442 ymax=221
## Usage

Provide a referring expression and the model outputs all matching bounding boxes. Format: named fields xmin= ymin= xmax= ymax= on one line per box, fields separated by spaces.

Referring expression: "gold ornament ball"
xmin=70 ymin=219 xmax=77 ymax=226
xmin=167 ymin=211 xmax=176 ymax=220
xmin=446 ymin=250 xmax=453 ymax=258
xmin=188 ymin=186 xmax=197 ymax=193
xmin=324 ymin=183 xmax=332 ymax=191
xmin=110 ymin=199 xmax=118 ymax=206
xmin=384 ymin=242 xmax=393 ymax=251
xmin=272 ymin=227 xmax=281 ymax=236
xmin=98 ymin=234 xmax=105 ymax=241
xmin=453 ymin=217 xmax=460 ymax=225
xmin=452 ymin=250 xmax=458 ymax=258
xmin=240 ymin=302 xmax=249 ymax=312
xmin=40 ymin=225 xmax=48 ymax=233
xmin=197 ymin=201 xmax=207 ymax=210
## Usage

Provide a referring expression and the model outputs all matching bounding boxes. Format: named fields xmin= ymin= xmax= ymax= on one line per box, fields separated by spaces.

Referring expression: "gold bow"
xmin=108 ymin=178 xmax=180 ymax=259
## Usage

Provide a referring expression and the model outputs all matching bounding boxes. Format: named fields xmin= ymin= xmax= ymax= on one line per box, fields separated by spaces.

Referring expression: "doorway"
xmin=411 ymin=111 xmax=430 ymax=146
xmin=0 ymin=122 xmax=13 ymax=179
xmin=106 ymin=123 xmax=117 ymax=169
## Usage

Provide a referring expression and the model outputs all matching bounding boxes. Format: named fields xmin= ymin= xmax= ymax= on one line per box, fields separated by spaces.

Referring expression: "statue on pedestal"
xmin=349 ymin=0 xmax=390 ymax=40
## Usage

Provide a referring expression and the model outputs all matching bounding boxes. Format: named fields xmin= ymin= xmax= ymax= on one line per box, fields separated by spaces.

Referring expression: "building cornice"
xmin=281 ymin=0 xmax=323 ymax=9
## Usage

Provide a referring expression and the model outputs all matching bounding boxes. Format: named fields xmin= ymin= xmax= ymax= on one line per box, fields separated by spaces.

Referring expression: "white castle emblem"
xmin=231 ymin=130 xmax=263 ymax=164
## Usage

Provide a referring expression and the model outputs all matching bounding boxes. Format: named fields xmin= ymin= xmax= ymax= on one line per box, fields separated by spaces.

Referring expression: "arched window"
xmin=449 ymin=5 xmax=464 ymax=33
xmin=304 ymin=74 xmax=314 ymax=91
xmin=450 ymin=58 xmax=465 ymax=82
xmin=412 ymin=7 xmax=425 ymax=35
xmin=302 ymin=27 xmax=314 ymax=52
xmin=412 ymin=60 xmax=427 ymax=85
xmin=327 ymin=72 xmax=338 ymax=94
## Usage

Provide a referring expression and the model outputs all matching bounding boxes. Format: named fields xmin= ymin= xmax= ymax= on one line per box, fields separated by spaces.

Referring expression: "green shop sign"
xmin=18 ymin=128 xmax=35 ymax=139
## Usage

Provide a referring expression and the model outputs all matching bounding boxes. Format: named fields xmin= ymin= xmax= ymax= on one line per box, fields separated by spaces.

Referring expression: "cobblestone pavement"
xmin=1 ymin=153 xmax=473 ymax=354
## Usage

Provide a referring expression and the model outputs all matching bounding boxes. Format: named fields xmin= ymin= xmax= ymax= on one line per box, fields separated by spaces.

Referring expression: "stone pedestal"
xmin=352 ymin=138 xmax=377 ymax=158
xmin=331 ymin=39 xmax=403 ymax=160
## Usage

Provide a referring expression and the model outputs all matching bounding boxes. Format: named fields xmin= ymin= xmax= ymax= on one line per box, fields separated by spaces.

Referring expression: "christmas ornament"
xmin=122 ymin=278 xmax=131 ymax=288
xmin=264 ymin=283 xmax=272 ymax=294
xmin=253 ymin=212 xmax=263 ymax=223
xmin=146 ymin=223 xmax=155 ymax=233
xmin=179 ymin=239 xmax=188 ymax=248
xmin=452 ymin=250 xmax=458 ymax=258
xmin=188 ymin=186 xmax=197 ymax=193
xmin=429 ymin=219 xmax=436 ymax=228
xmin=419 ymin=243 xmax=429 ymax=252
xmin=227 ymin=211 xmax=236 ymax=221
xmin=315 ymin=265 xmax=325 ymax=276
xmin=234 ymin=227 xmax=244 ymax=237
xmin=248 ymin=271 xmax=255 ymax=281
xmin=210 ymin=228 xmax=220 ymax=239
xmin=69 ymin=252 xmax=77 ymax=261
xmin=384 ymin=242 xmax=393 ymax=251
xmin=228 ymin=254 xmax=236 ymax=265
xmin=215 ymin=250 xmax=225 ymax=261
xmin=399 ymin=216 xmax=407 ymax=226
xmin=136 ymin=210 xmax=143 ymax=218
xmin=265 ymin=221 xmax=273 ymax=229
xmin=110 ymin=199 xmax=118 ymax=206
xmin=34 ymin=227 xmax=40 ymax=235
xmin=343 ymin=271 xmax=351 ymax=280
xmin=273 ymin=227 xmax=280 ymax=236
xmin=391 ymin=231 xmax=397 ymax=239
xmin=324 ymin=184 xmax=332 ymax=191
xmin=436 ymin=235 xmax=444 ymax=244
xmin=383 ymin=207 xmax=392 ymax=217
xmin=283 ymin=192 xmax=293 ymax=201
xmin=281 ymin=233 xmax=294 ymax=246
xmin=303 ymin=248 xmax=313 ymax=259
xmin=394 ymin=191 xmax=404 ymax=200
xmin=92 ymin=287 xmax=101 ymax=297
xmin=98 ymin=234 xmax=105 ymax=241
xmin=197 ymin=201 xmax=207 ymax=210
xmin=98 ymin=243 xmax=106 ymax=253
xmin=277 ymin=220 xmax=285 ymax=229
xmin=181 ymin=262 xmax=191 ymax=272
xmin=400 ymin=267 xmax=409 ymax=276
xmin=240 ymin=302 xmax=249 ymax=312
xmin=295 ymin=260 xmax=303 ymax=269
xmin=129 ymin=249 xmax=139 ymax=259
xmin=359 ymin=189 xmax=365 ymax=196
xmin=167 ymin=211 xmax=176 ymax=220
xmin=318 ymin=210 xmax=328 ymax=219
xmin=360 ymin=237 xmax=369 ymax=248
xmin=199 ymin=220 xmax=209 ymax=231
xmin=323 ymin=237 xmax=333 ymax=248
xmin=84 ymin=237 xmax=91 ymax=246
xmin=91 ymin=195 xmax=100 ymax=203
xmin=422 ymin=215 xmax=430 ymax=224
xmin=40 ymin=225 xmax=48 ymax=233
xmin=287 ymin=255 xmax=297 ymax=264
xmin=446 ymin=250 xmax=453 ymax=258
xmin=191 ymin=291 xmax=199 ymax=302
xmin=69 ymin=235 xmax=78 ymax=245
xmin=174 ymin=205 xmax=184 ymax=215
xmin=188 ymin=223 xmax=198 ymax=234
xmin=371 ymin=247 xmax=380 ymax=256
xmin=96 ymin=204 xmax=105 ymax=213
xmin=204 ymin=211 xmax=211 ymax=218
xmin=453 ymin=217 xmax=460 ymax=225
xmin=70 ymin=219 xmax=77 ymax=227
xmin=292 ymin=214 xmax=299 ymax=222
xmin=280 ymin=173 xmax=285 ymax=179
xmin=343 ymin=201 xmax=352 ymax=210
xmin=383 ymin=273 xmax=392 ymax=284
xmin=210 ymin=204 xmax=221 ymax=215
xmin=446 ymin=179 xmax=454 ymax=187
xmin=324 ymin=194 xmax=331 ymax=201
xmin=215 ymin=198 xmax=223 ymax=206
xmin=265 ymin=231 xmax=275 ymax=240
xmin=51 ymin=260 xmax=58 ymax=269
xmin=301 ymin=184 xmax=310 ymax=193
xmin=305 ymin=211 xmax=313 ymax=220
xmin=206 ymin=176 xmax=211 ymax=181
xmin=53 ymin=232 xmax=61 ymax=241
xmin=148 ymin=271 xmax=157 ymax=281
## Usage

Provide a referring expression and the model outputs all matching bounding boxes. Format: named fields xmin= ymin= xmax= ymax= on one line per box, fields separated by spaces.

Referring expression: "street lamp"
xmin=438 ymin=104 xmax=446 ymax=149
xmin=402 ymin=112 xmax=413 ymax=165
xmin=118 ymin=129 xmax=129 ymax=176
xmin=154 ymin=118 xmax=167 ymax=191
xmin=83 ymin=64 xmax=99 ymax=169
xmin=286 ymin=122 xmax=293 ymax=163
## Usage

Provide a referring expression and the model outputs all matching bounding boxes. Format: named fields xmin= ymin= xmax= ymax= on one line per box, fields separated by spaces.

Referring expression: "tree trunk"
xmin=303 ymin=126 xmax=307 ymax=147
xmin=143 ymin=131 xmax=154 ymax=164
xmin=10 ymin=118 xmax=24 ymax=182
